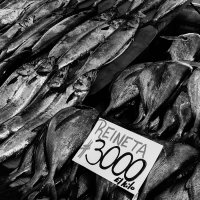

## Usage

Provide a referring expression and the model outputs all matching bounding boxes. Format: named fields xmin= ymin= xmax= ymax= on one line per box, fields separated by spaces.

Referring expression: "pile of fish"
xmin=0 ymin=0 xmax=198 ymax=199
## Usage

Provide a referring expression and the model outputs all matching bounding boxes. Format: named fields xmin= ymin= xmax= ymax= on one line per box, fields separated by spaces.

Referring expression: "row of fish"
xmin=0 ymin=0 xmax=197 ymax=199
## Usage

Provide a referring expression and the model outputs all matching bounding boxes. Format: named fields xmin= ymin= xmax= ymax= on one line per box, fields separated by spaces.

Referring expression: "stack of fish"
xmin=0 ymin=0 xmax=197 ymax=199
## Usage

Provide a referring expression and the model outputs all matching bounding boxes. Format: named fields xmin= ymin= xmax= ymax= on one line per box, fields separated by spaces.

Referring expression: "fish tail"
xmin=133 ymin=103 xmax=145 ymax=124
xmin=103 ymin=105 xmax=112 ymax=116
xmin=133 ymin=112 xmax=151 ymax=131
xmin=45 ymin=179 xmax=57 ymax=200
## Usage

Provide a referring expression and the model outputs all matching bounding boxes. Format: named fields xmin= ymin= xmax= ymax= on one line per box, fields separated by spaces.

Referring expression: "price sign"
xmin=73 ymin=118 xmax=163 ymax=197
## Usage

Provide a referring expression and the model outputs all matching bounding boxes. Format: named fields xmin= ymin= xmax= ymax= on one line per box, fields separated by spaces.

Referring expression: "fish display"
xmin=0 ymin=1 xmax=198 ymax=200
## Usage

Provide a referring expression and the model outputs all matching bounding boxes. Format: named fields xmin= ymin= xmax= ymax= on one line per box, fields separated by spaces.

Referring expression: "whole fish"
xmin=0 ymin=65 xmax=68 ymax=140
xmin=48 ymin=7 xmax=119 ymax=59
xmin=94 ymin=176 xmax=116 ymax=200
xmin=7 ymin=143 xmax=34 ymax=182
xmin=104 ymin=62 xmax=151 ymax=115
xmin=0 ymin=71 xmax=97 ymax=163
xmin=0 ymin=56 xmax=55 ymax=125
xmin=31 ymin=8 xmax=98 ymax=56
xmin=57 ymin=18 xmax=125 ymax=69
xmin=136 ymin=61 xmax=192 ymax=130
xmin=187 ymin=69 xmax=200 ymax=137
xmin=154 ymin=179 xmax=189 ymax=200
xmin=0 ymin=12 xmax=65 ymax=61
xmin=0 ymin=0 xmax=67 ymax=51
xmin=172 ymin=91 xmax=192 ymax=141
xmin=0 ymin=0 xmax=35 ymax=29
xmin=20 ymin=132 xmax=47 ymax=194
xmin=162 ymin=33 xmax=200 ymax=61
xmin=186 ymin=162 xmax=200 ymax=200
xmin=138 ymin=142 xmax=198 ymax=200
xmin=153 ymin=0 xmax=190 ymax=23
xmin=33 ymin=106 xmax=99 ymax=200
xmin=140 ymin=0 xmax=166 ymax=13
xmin=74 ymin=15 xmax=140 ymax=80
xmin=0 ymin=58 xmax=39 ymax=109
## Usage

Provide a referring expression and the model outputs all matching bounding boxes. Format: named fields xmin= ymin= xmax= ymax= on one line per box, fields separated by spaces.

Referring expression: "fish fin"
xmin=105 ymin=40 xmax=132 ymax=65
xmin=160 ymin=35 xmax=180 ymax=41
xmin=44 ymin=179 xmax=57 ymax=200
xmin=185 ymin=178 xmax=191 ymax=190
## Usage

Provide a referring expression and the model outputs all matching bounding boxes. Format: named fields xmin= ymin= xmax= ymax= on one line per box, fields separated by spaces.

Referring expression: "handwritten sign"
xmin=73 ymin=118 xmax=163 ymax=197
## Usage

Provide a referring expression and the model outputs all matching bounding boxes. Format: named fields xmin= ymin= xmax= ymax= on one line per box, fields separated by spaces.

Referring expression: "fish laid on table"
xmin=31 ymin=6 xmax=101 ymax=56
xmin=28 ymin=106 xmax=99 ymax=200
xmin=0 ymin=66 xmax=68 ymax=140
xmin=0 ymin=56 xmax=40 ymax=109
xmin=162 ymin=33 xmax=200 ymax=61
xmin=0 ymin=71 xmax=97 ymax=163
xmin=57 ymin=18 xmax=125 ymax=69
xmin=0 ymin=11 xmax=65 ymax=61
xmin=135 ymin=61 xmax=192 ymax=131
xmin=186 ymin=162 xmax=200 ymax=200
xmin=0 ymin=0 xmax=69 ymax=50
xmin=48 ymin=0 xmax=123 ymax=59
xmin=138 ymin=142 xmax=198 ymax=200
xmin=152 ymin=0 xmax=191 ymax=23
xmin=0 ymin=56 xmax=55 ymax=125
xmin=74 ymin=14 xmax=140 ymax=80
xmin=0 ymin=0 xmax=34 ymax=30
xmin=104 ymin=62 xmax=151 ymax=115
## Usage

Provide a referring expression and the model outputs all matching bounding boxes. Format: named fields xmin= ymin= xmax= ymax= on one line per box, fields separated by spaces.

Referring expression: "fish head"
xmin=36 ymin=57 xmax=56 ymax=75
xmin=48 ymin=66 xmax=69 ymax=89
xmin=16 ymin=63 xmax=36 ymax=76
xmin=73 ymin=70 xmax=97 ymax=92
xmin=164 ymin=33 xmax=200 ymax=61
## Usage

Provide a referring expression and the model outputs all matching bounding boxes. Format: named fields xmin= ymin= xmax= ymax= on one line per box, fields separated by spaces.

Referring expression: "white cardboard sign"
xmin=73 ymin=118 xmax=163 ymax=197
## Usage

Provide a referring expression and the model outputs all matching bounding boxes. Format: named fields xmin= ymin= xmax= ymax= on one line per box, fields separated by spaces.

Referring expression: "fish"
xmin=74 ymin=15 xmax=140 ymax=80
xmin=138 ymin=142 xmax=198 ymax=200
xmin=0 ymin=0 xmax=34 ymax=29
xmin=0 ymin=0 xmax=67 ymax=51
xmin=0 ymin=71 xmax=97 ymax=163
xmin=135 ymin=61 xmax=192 ymax=131
xmin=187 ymin=69 xmax=200 ymax=138
xmin=57 ymin=18 xmax=125 ymax=69
xmin=171 ymin=91 xmax=192 ymax=141
xmin=140 ymin=0 xmax=166 ymax=13
xmin=162 ymin=33 xmax=200 ymax=61
xmin=104 ymin=62 xmax=151 ymax=115
xmin=19 ymin=131 xmax=47 ymax=195
xmin=7 ymin=143 xmax=34 ymax=182
xmin=0 ymin=65 xmax=68 ymax=141
xmin=48 ymin=8 xmax=118 ymax=59
xmin=31 ymin=9 xmax=98 ymax=56
xmin=0 ymin=57 xmax=38 ymax=109
xmin=0 ymin=56 xmax=55 ymax=125
xmin=153 ymin=0 xmax=191 ymax=23
xmin=0 ymin=12 xmax=64 ymax=61
xmin=154 ymin=179 xmax=189 ymax=200
xmin=94 ymin=175 xmax=116 ymax=200
xmin=150 ymin=109 xmax=177 ymax=138
xmin=30 ymin=106 xmax=99 ymax=200
xmin=186 ymin=162 xmax=200 ymax=200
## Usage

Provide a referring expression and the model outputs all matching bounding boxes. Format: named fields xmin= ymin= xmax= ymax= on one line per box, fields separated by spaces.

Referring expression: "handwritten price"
xmin=85 ymin=139 xmax=147 ymax=183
